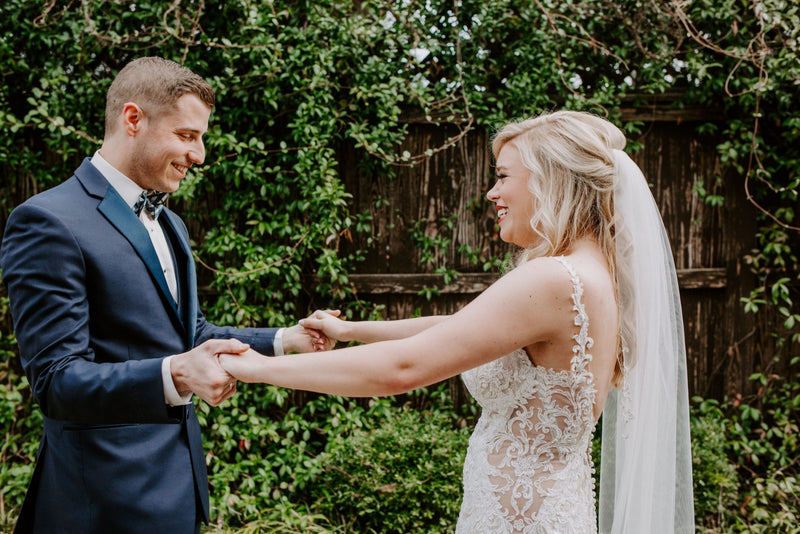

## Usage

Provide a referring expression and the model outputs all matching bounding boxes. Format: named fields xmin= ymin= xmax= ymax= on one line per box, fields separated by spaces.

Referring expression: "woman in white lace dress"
xmin=220 ymin=110 xmax=695 ymax=533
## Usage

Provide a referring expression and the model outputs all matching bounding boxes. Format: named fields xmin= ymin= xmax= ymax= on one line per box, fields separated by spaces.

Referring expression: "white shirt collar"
xmin=90 ymin=150 xmax=145 ymax=209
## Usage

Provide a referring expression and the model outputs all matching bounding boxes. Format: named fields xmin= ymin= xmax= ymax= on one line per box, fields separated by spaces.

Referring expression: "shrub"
xmin=690 ymin=372 xmax=800 ymax=533
xmin=721 ymin=373 xmax=800 ymax=532
xmin=309 ymin=406 xmax=470 ymax=533
xmin=200 ymin=388 xmax=387 ymax=529
xmin=0 ymin=290 xmax=40 ymax=532
xmin=691 ymin=398 xmax=739 ymax=529
xmin=201 ymin=497 xmax=333 ymax=534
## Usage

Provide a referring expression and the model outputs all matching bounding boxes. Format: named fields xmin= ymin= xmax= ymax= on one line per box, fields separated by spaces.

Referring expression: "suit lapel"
xmin=161 ymin=211 xmax=198 ymax=346
xmin=76 ymin=160 xmax=182 ymax=325
xmin=98 ymin=189 xmax=181 ymax=320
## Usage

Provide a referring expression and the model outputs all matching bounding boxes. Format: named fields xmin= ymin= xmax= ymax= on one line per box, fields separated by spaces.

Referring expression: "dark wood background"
xmin=339 ymin=106 xmax=766 ymax=402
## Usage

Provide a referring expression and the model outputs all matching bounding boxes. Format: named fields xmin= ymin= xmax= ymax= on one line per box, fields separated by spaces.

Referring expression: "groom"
xmin=0 ymin=57 xmax=326 ymax=533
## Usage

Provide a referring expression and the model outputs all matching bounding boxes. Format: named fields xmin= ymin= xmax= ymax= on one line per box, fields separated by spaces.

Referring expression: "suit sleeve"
xmin=165 ymin=213 xmax=280 ymax=355
xmin=194 ymin=314 xmax=279 ymax=355
xmin=0 ymin=203 xmax=174 ymax=424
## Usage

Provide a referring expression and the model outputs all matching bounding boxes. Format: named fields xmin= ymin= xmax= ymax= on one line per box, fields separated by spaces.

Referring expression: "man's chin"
xmin=161 ymin=179 xmax=182 ymax=193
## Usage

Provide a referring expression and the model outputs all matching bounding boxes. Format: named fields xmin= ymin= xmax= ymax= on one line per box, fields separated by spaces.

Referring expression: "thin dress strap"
xmin=552 ymin=256 xmax=595 ymax=374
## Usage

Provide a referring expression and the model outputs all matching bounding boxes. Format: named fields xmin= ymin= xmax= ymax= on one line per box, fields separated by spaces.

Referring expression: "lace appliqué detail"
xmin=456 ymin=257 xmax=598 ymax=533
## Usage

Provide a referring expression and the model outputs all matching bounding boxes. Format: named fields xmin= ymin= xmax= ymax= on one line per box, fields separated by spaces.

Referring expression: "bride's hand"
xmin=299 ymin=309 xmax=351 ymax=343
xmin=218 ymin=349 xmax=265 ymax=383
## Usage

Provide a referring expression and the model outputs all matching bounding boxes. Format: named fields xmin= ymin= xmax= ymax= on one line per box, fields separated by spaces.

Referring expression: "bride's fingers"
xmin=301 ymin=312 xmax=343 ymax=329
xmin=314 ymin=334 xmax=334 ymax=350
xmin=310 ymin=309 xmax=341 ymax=319
xmin=303 ymin=327 xmax=322 ymax=339
xmin=299 ymin=317 xmax=323 ymax=330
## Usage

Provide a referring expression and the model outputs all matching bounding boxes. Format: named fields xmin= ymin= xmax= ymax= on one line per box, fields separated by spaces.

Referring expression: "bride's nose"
xmin=487 ymin=180 xmax=500 ymax=202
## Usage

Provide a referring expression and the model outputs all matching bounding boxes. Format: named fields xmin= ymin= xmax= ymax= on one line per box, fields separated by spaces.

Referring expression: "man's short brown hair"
xmin=104 ymin=57 xmax=215 ymax=134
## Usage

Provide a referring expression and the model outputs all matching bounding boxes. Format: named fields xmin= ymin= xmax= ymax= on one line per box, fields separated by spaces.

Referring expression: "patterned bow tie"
xmin=133 ymin=190 xmax=169 ymax=220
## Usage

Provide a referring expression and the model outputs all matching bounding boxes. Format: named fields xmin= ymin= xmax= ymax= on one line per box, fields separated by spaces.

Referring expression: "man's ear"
xmin=121 ymin=102 xmax=145 ymax=136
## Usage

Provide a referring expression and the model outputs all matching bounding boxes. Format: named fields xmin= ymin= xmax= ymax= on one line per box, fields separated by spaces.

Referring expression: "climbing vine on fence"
xmin=2 ymin=0 xmax=798 ymax=325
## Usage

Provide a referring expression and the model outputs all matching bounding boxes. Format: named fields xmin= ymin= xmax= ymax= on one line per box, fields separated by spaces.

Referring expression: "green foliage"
xmin=0 ymin=286 xmax=41 ymax=532
xmin=198 ymin=387 xmax=800 ymax=533
xmin=691 ymin=399 xmax=740 ymax=528
xmin=202 ymin=498 xmax=334 ymax=534
xmin=691 ymin=373 xmax=800 ymax=533
xmin=198 ymin=388 xmax=384 ymax=528
xmin=680 ymin=0 xmax=800 ymax=349
xmin=722 ymin=373 xmax=800 ymax=532
xmin=309 ymin=406 xmax=469 ymax=533
xmin=197 ymin=383 xmax=468 ymax=532
xmin=2 ymin=0 xmax=798 ymax=328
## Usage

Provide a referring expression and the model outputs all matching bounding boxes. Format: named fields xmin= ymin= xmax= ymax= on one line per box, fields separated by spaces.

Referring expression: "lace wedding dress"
xmin=457 ymin=257 xmax=598 ymax=533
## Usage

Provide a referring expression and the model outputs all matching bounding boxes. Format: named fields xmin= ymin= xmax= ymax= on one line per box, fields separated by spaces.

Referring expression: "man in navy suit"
xmin=0 ymin=57 xmax=326 ymax=533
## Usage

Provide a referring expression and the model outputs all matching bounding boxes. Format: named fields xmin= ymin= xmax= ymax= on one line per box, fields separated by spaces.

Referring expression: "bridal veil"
xmin=598 ymin=149 xmax=695 ymax=532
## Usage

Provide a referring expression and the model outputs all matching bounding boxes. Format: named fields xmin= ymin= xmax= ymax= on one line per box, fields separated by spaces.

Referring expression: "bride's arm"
xmin=220 ymin=258 xmax=569 ymax=397
xmin=299 ymin=312 xmax=449 ymax=344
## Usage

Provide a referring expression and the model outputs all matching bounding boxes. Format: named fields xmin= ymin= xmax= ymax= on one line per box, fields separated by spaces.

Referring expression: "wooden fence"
xmin=339 ymin=105 xmax=767 ymax=401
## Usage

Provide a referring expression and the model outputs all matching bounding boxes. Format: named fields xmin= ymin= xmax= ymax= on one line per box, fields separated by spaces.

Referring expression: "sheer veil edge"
xmin=598 ymin=149 xmax=695 ymax=533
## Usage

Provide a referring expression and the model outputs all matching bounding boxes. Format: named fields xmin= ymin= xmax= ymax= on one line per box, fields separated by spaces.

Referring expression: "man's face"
xmin=127 ymin=93 xmax=210 ymax=193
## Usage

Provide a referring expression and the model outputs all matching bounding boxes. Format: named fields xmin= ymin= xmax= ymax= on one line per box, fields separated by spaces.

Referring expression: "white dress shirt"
xmin=90 ymin=152 xmax=284 ymax=407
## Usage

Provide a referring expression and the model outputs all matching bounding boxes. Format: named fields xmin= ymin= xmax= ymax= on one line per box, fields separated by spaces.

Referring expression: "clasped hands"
xmin=172 ymin=310 xmax=344 ymax=406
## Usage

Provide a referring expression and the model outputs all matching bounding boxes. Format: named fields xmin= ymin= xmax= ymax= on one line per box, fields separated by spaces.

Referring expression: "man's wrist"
xmin=273 ymin=328 xmax=285 ymax=356
xmin=162 ymin=355 xmax=192 ymax=406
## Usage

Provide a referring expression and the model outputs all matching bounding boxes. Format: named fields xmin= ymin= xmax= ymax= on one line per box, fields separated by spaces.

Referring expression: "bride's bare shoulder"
xmin=486 ymin=257 xmax=580 ymax=317
xmin=561 ymin=251 xmax=615 ymax=296
xmin=498 ymin=256 xmax=575 ymax=292
xmin=508 ymin=251 xmax=616 ymax=313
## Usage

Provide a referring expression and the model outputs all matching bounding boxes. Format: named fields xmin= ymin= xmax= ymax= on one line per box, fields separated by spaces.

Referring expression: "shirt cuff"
xmin=162 ymin=355 xmax=193 ymax=406
xmin=273 ymin=328 xmax=285 ymax=356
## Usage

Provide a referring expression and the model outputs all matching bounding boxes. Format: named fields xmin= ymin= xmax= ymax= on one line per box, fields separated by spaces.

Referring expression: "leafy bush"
xmin=0 ymin=289 xmax=40 ymax=533
xmin=199 ymin=388 xmax=383 ymax=529
xmin=691 ymin=372 xmax=800 ymax=533
xmin=199 ymin=382 xmax=470 ymax=532
xmin=691 ymin=399 xmax=739 ymax=528
xmin=201 ymin=498 xmax=333 ymax=534
xmin=207 ymin=382 xmax=800 ymax=533
xmin=309 ymin=406 xmax=470 ymax=533
xmin=721 ymin=373 xmax=800 ymax=532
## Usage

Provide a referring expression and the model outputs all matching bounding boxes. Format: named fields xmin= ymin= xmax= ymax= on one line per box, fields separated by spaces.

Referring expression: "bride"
xmin=220 ymin=110 xmax=695 ymax=533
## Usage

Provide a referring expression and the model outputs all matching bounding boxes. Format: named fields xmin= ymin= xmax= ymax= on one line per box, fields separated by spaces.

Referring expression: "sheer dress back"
xmin=457 ymin=257 xmax=598 ymax=533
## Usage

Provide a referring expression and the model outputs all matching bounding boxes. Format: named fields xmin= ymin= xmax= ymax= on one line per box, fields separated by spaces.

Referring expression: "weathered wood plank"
xmin=676 ymin=268 xmax=728 ymax=289
xmin=619 ymin=106 xmax=720 ymax=123
xmin=345 ymin=268 xmax=727 ymax=294
xmin=400 ymin=98 xmax=720 ymax=124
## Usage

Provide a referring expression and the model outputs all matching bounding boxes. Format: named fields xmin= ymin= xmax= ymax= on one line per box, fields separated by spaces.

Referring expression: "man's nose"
xmin=189 ymin=140 xmax=205 ymax=165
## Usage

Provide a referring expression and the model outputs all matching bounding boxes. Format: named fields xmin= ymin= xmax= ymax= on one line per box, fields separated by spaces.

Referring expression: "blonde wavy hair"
xmin=492 ymin=110 xmax=628 ymax=382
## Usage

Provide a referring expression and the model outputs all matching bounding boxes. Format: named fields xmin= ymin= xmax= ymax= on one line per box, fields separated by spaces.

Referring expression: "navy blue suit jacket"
xmin=0 ymin=158 xmax=278 ymax=534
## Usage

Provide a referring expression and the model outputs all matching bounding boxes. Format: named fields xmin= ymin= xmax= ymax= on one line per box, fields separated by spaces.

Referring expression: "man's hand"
xmin=282 ymin=310 xmax=341 ymax=353
xmin=170 ymin=338 xmax=249 ymax=406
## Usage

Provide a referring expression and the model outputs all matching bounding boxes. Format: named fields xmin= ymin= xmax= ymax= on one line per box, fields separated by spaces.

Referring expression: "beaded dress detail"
xmin=456 ymin=257 xmax=598 ymax=533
